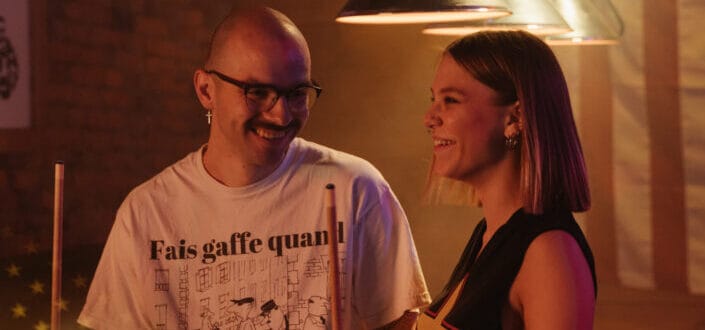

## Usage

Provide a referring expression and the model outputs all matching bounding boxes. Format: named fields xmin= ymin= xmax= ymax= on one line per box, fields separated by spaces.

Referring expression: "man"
xmin=79 ymin=6 xmax=430 ymax=330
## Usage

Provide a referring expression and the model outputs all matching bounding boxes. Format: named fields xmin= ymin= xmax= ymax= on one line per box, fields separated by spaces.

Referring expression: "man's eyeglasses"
xmin=205 ymin=70 xmax=322 ymax=113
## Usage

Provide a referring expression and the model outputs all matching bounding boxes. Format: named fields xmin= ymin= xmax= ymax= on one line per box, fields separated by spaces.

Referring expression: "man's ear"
xmin=504 ymin=101 xmax=522 ymax=137
xmin=194 ymin=69 xmax=215 ymax=110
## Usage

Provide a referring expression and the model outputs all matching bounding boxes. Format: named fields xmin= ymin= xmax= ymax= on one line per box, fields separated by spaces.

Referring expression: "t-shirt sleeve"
xmin=352 ymin=183 xmax=431 ymax=329
xmin=78 ymin=202 xmax=152 ymax=329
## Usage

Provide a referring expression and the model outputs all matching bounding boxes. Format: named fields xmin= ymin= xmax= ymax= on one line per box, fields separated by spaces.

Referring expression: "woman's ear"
xmin=504 ymin=101 xmax=522 ymax=137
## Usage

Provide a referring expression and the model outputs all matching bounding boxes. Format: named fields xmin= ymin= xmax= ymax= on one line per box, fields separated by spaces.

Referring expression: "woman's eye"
xmin=444 ymin=96 xmax=459 ymax=104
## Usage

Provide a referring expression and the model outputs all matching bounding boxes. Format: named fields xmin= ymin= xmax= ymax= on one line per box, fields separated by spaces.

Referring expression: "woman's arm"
xmin=511 ymin=230 xmax=595 ymax=330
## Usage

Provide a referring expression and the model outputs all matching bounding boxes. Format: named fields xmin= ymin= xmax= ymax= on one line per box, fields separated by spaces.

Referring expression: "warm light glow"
xmin=336 ymin=10 xmax=509 ymax=24
xmin=336 ymin=0 xmax=512 ymax=24
xmin=422 ymin=0 xmax=571 ymax=36
xmin=545 ymin=37 xmax=618 ymax=45
xmin=561 ymin=0 xmax=580 ymax=24
xmin=423 ymin=24 xmax=570 ymax=36
xmin=544 ymin=0 xmax=623 ymax=46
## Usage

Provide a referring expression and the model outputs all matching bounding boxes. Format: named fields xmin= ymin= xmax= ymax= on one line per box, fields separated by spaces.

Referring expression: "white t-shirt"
xmin=78 ymin=138 xmax=431 ymax=330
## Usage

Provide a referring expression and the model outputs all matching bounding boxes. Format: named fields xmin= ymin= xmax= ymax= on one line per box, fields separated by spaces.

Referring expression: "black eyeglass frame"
xmin=204 ymin=69 xmax=322 ymax=112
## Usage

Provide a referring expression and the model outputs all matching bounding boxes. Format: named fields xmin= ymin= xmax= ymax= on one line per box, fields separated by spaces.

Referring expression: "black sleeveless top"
xmin=424 ymin=209 xmax=597 ymax=329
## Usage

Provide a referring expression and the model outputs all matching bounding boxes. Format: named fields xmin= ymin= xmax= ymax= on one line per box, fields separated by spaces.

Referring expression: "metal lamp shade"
xmin=336 ymin=0 xmax=511 ymax=24
xmin=544 ymin=0 xmax=623 ymax=45
xmin=423 ymin=0 xmax=572 ymax=36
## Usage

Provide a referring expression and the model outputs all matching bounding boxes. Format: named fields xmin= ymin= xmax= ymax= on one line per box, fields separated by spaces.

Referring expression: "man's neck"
xmin=202 ymin=143 xmax=284 ymax=187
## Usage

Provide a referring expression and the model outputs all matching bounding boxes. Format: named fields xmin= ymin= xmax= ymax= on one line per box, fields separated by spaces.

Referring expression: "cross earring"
xmin=206 ymin=110 xmax=212 ymax=125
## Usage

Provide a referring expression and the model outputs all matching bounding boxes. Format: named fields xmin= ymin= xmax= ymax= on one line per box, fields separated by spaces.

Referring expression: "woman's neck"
xmin=473 ymin=154 xmax=523 ymax=242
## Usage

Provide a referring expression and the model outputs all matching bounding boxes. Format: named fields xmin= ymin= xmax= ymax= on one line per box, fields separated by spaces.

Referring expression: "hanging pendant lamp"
xmin=335 ymin=0 xmax=511 ymax=24
xmin=422 ymin=0 xmax=571 ymax=36
xmin=544 ymin=0 xmax=623 ymax=45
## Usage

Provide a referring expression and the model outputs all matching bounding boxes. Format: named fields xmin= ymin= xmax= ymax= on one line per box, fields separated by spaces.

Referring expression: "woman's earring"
xmin=505 ymin=133 xmax=520 ymax=150
xmin=206 ymin=110 xmax=213 ymax=125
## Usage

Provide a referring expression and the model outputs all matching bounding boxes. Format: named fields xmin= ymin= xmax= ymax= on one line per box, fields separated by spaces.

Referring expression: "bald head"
xmin=205 ymin=6 xmax=311 ymax=73
xmin=193 ymin=6 xmax=314 ymax=185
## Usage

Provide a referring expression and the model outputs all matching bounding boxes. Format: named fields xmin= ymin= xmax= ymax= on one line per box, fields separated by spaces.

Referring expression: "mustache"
xmin=249 ymin=119 xmax=302 ymax=131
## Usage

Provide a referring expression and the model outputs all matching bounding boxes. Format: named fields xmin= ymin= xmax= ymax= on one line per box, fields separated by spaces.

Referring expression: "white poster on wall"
xmin=0 ymin=0 xmax=30 ymax=128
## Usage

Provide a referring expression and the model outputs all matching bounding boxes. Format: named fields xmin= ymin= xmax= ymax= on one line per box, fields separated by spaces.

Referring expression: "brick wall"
xmin=0 ymin=0 xmax=234 ymax=256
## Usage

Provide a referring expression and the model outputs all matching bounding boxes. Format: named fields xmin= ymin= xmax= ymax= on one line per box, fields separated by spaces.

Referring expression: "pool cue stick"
xmin=325 ymin=183 xmax=342 ymax=330
xmin=52 ymin=161 xmax=64 ymax=330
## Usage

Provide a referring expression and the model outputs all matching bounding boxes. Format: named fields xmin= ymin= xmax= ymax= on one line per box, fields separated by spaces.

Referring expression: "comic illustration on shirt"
xmin=145 ymin=223 xmax=346 ymax=330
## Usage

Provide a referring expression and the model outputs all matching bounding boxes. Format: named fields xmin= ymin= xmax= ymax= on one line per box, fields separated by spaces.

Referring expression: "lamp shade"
xmin=544 ymin=0 xmax=624 ymax=45
xmin=336 ymin=0 xmax=511 ymax=24
xmin=423 ymin=0 xmax=571 ymax=36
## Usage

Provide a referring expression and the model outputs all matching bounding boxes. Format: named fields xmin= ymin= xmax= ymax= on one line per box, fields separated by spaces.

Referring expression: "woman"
xmin=418 ymin=30 xmax=596 ymax=329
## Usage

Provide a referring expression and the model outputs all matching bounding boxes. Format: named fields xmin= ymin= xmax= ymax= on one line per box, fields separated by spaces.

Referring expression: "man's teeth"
xmin=255 ymin=128 xmax=286 ymax=139
xmin=434 ymin=139 xmax=455 ymax=147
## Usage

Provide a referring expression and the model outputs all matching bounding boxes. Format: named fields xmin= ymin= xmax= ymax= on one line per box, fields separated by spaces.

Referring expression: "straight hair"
xmin=446 ymin=30 xmax=590 ymax=214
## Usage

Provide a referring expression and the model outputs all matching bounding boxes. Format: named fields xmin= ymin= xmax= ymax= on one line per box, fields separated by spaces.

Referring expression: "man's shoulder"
xmin=122 ymin=147 xmax=202 ymax=205
xmin=294 ymin=138 xmax=384 ymax=180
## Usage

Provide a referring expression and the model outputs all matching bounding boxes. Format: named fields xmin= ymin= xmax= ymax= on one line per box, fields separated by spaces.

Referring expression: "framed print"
xmin=0 ymin=0 xmax=30 ymax=128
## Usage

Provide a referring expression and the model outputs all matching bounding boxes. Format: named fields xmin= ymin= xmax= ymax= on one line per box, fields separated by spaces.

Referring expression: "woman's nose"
xmin=424 ymin=107 xmax=441 ymax=130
